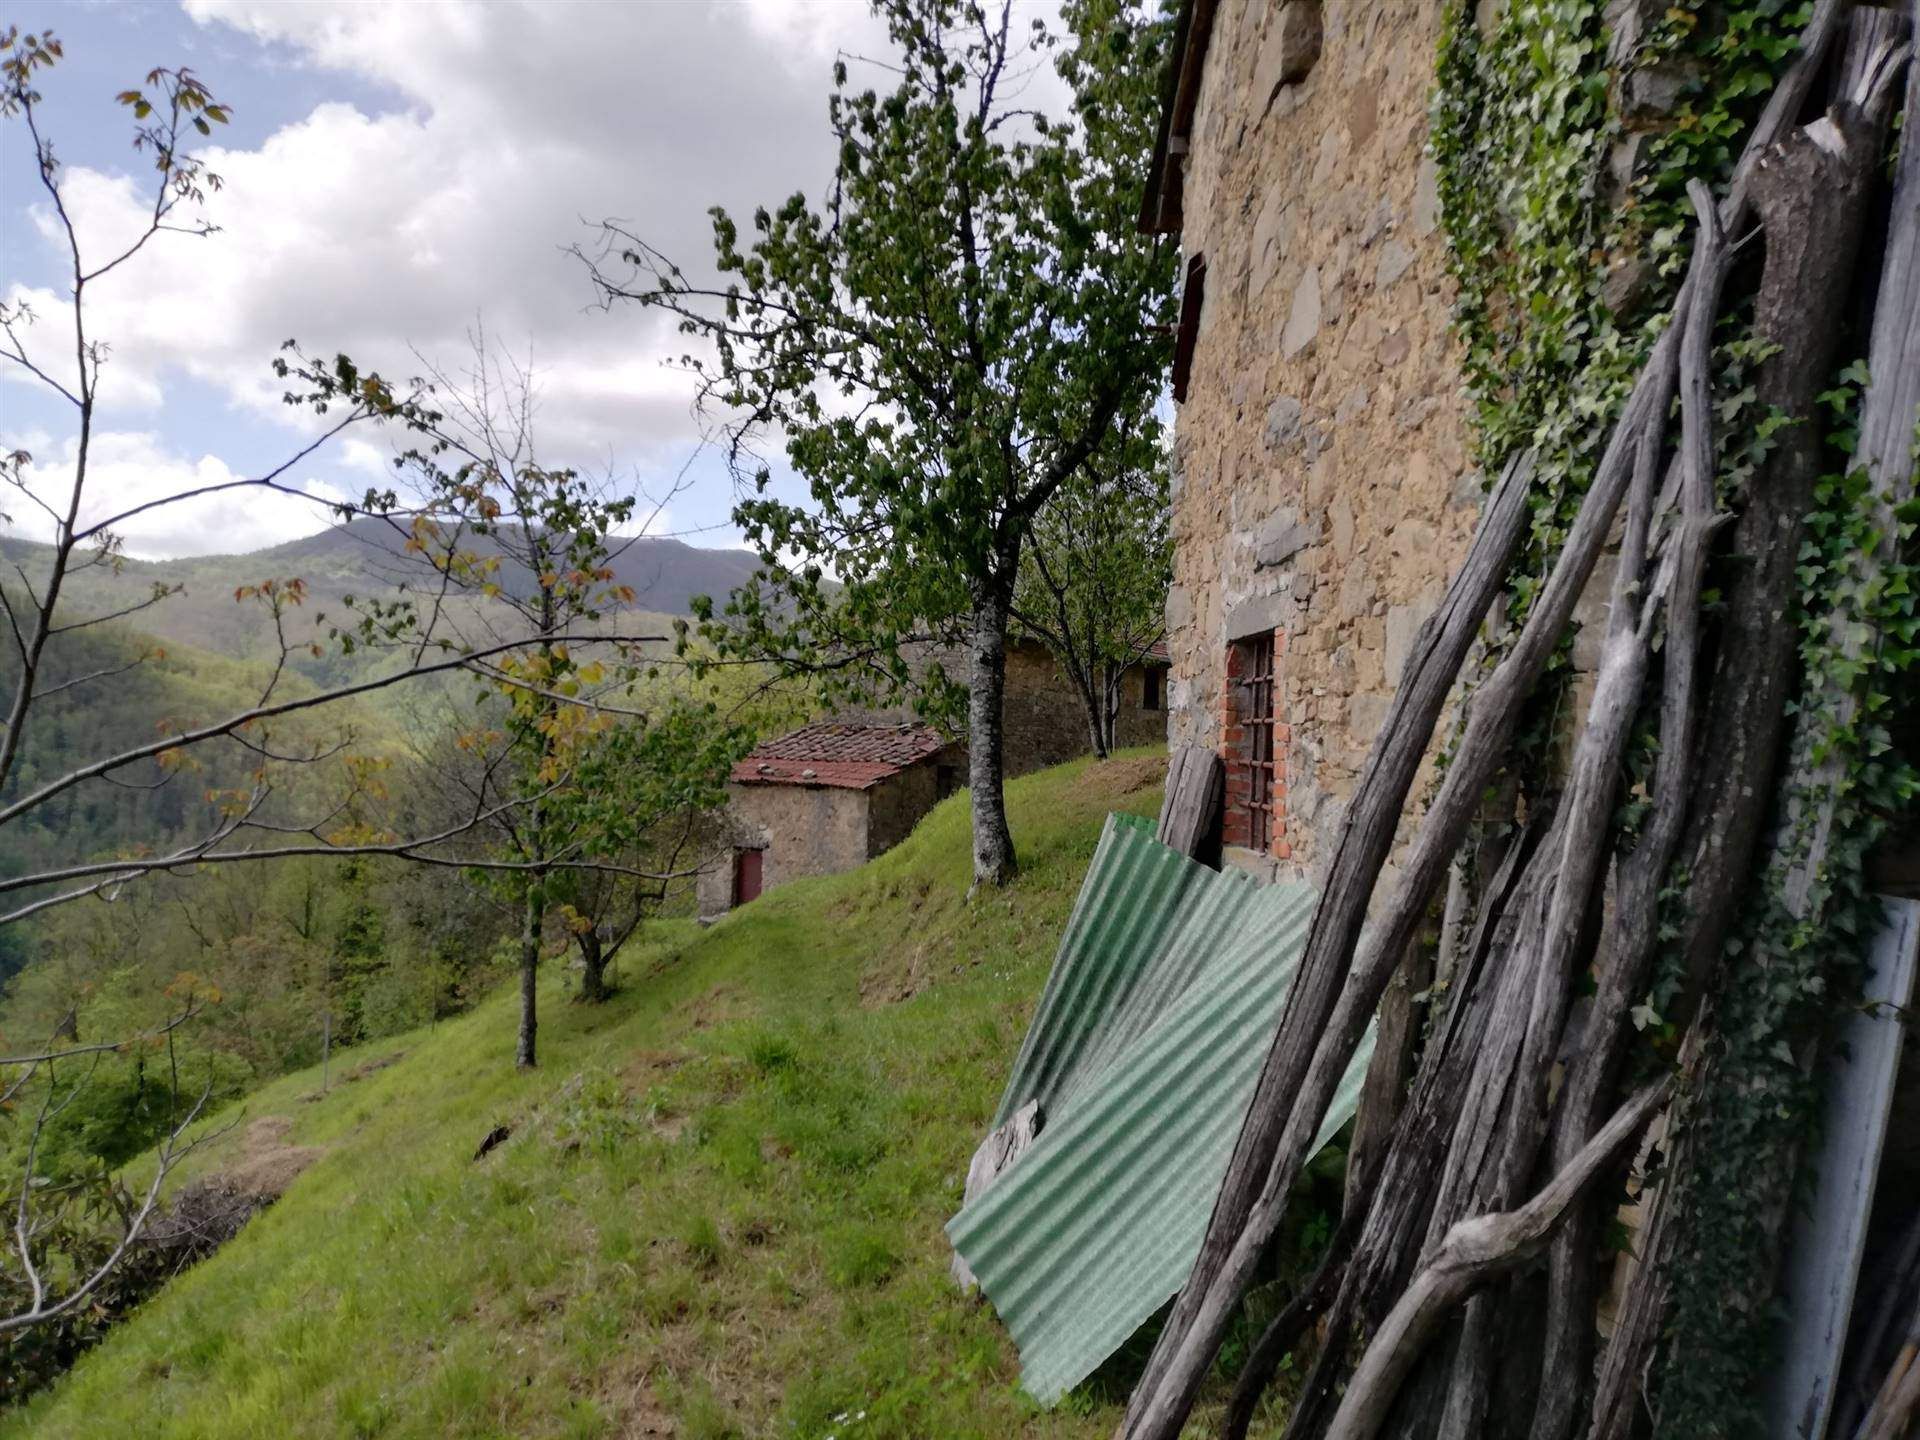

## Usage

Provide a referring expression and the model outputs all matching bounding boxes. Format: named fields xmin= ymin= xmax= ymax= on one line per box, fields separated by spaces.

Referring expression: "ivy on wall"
xmin=1654 ymin=385 xmax=1920 ymax=1435
xmin=1430 ymin=1 xmax=1918 ymax=1435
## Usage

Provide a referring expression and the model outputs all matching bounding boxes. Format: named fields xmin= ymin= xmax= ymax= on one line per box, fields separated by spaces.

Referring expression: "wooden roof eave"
xmin=1139 ymin=0 xmax=1222 ymax=236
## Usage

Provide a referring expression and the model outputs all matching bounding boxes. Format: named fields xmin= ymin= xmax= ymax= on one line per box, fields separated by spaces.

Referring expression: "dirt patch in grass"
xmin=859 ymin=939 xmax=938 ymax=1008
xmin=616 ymin=1384 xmax=677 ymax=1437
xmin=341 ymin=1050 xmax=405 ymax=1083
xmin=1075 ymin=753 xmax=1167 ymax=804
xmin=675 ymin=984 xmax=747 ymax=1032
xmin=622 ymin=1049 xmax=690 ymax=1083
xmin=218 ymin=1115 xmax=324 ymax=1201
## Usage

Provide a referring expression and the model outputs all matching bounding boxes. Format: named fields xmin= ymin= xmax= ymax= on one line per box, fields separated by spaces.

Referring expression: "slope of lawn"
xmin=8 ymin=750 xmax=1236 ymax=1440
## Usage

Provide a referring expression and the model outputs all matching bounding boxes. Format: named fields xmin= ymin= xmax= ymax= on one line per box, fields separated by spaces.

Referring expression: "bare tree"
xmin=0 ymin=35 xmax=691 ymax=928
xmin=0 ymin=1002 xmax=220 ymax=1338
xmin=0 ymin=28 xmax=712 ymax=1341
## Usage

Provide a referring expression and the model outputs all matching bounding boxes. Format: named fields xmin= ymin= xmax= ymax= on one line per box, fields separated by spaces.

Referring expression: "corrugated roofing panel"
xmin=948 ymin=813 xmax=1373 ymax=1404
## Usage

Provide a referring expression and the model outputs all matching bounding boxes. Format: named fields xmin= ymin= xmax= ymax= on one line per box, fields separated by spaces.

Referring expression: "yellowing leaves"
xmin=233 ymin=576 xmax=308 ymax=609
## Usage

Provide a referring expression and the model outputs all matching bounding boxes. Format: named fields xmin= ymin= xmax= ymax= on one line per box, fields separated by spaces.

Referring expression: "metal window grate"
xmin=1240 ymin=634 xmax=1276 ymax=852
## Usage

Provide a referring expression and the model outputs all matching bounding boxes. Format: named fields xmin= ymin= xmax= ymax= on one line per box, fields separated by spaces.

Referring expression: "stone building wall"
xmin=867 ymin=745 xmax=967 ymax=854
xmin=694 ymin=782 xmax=870 ymax=918
xmin=1164 ymin=0 xmax=1483 ymax=881
xmin=1003 ymin=639 xmax=1170 ymax=775
xmin=693 ymin=748 xmax=965 ymax=918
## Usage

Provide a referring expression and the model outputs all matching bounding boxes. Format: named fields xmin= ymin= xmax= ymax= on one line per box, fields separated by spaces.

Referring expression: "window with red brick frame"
xmin=1222 ymin=631 xmax=1283 ymax=855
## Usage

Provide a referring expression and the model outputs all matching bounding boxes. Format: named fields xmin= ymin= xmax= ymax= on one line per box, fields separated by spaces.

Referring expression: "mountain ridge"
xmin=0 ymin=521 xmax=761 ymax=662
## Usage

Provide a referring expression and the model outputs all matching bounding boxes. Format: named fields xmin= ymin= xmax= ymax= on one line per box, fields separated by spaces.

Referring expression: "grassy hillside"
xmin=9 ymin=752 xmax=1198 ymax=1440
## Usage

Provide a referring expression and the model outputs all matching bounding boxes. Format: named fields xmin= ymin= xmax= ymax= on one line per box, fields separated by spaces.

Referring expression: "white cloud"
xmin=7 ymin=0 xmax=1071 ymax=557
xmin=8 ymin=1 xmax=882 ymax=483
xmin=2 ymin=430 xmax=347 ymax=560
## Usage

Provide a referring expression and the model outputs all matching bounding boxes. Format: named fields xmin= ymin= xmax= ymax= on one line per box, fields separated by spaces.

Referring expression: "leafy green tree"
xmin=586 ymin=0 xmax=1175 ymax=887
xmin=1012 ymin=429 xmax=1170 ymax=756
xmin=548 ymin=705 xmax=740 ymax=1003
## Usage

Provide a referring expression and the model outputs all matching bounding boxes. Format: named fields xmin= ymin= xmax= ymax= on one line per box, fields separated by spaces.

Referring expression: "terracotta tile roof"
xmin=731 ymin=722 xmax=953 ymax=791
xmin=1144 ymin=639 xmax=1170 ymax=663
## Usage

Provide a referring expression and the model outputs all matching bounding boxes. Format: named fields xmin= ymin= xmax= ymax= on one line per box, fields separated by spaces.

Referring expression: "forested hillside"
xmin=0 ymin=524 xmax=751 ymax=682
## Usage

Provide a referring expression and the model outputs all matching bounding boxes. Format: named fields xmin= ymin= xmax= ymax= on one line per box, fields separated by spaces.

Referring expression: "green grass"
xmin=9 ymin=751 xmax=1190 ymax=1440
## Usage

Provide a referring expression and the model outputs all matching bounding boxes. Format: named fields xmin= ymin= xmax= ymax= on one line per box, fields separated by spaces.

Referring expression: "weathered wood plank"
xmin=1593 ymin=23 xmax=1918 ymax=1431
xmin=949 ymin=1098 xmax=1043 ymax=1290
xmin=1767 ymin=899 xmax=1919 ymax=1440
xmin=1156 ymin=743 xmax=1223 ymax=860
xmin=1120 ymin=446 xmax=1542 ymax=1438
xmin=1322 ymin=1082 xmax=1669 ymax=1440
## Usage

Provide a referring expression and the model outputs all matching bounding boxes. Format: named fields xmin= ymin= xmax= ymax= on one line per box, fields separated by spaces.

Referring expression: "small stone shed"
xmin=847 ymin=636 xmax=1170 ymax=776
xmin=696 ymin=722 xmax=966 ymax=918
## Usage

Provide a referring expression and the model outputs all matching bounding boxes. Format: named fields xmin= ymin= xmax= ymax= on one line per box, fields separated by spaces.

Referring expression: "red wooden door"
xmin=733 ymin=847 xmax=763 ymax=906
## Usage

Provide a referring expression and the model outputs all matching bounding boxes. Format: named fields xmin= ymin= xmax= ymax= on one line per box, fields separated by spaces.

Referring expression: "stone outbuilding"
xmin=696 ymin=722 xmax=967 ymax=919
xmin=1001 ymin=637 xmax=1172 ymax=776
xmin=697 ymin=637 xmax=1170 ymax=918
xmin=835 ymin=636 xmax=1171 ymax=777
xmin=1143 ymin=0 xmax=1485 ymax=882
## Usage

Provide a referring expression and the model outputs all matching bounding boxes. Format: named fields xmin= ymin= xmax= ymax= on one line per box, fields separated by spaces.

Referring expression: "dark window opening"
xmin=1143 ymin=665 xmax=1165 ymax=712
xmin=1171 ymin=252 xmax=1206 ymax=404
xmin=1235 ymin=634 xmax=1277 ymax=854
xmin=936 ymin=763 xmax=961 ymax=800
xmin=732 ymin=847 xmax=764 ymax=907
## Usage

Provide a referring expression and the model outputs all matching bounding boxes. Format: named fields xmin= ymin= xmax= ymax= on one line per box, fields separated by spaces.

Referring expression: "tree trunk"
xmin=968 ymin=575 xmax=1018 ymax=890
xmin=1119 ymin=17 xmax=1901 ymax=1408
xmin=1104 ymin=658 xmax=1124 ymax=755
xmin=516 ymin=881 xmax=543 ymax=1069
xmin=1595 ymin=31 xmax=1916 ymax=1431
xmin=1126 ymin=369 xmax=1658 ymax=1435
xmin=1344 ymin=926 xmax=1434 ymax=1218
xmin=1069 ymin=656 xmax=1109 ymax=759
xmin=576 ymin=927 xmax=608 ymax=1004
xmin=1281 ymin=817 xmax=1553 ymax=1440
xmin=1145 ymin=12 xmax=1910 ymax=1435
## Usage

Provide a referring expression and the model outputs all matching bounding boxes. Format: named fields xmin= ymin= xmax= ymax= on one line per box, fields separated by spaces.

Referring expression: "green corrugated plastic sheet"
xmin=946 ymin=813 xmax=1374 ymax=1405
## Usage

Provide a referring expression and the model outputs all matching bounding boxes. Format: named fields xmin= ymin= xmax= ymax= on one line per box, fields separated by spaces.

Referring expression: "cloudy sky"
xmin=1 ymin=0 xmax=1057 ymax=559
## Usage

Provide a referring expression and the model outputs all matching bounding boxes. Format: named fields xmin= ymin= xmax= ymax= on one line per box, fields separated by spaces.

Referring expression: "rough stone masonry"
xmin=1161 ymin=0 xmax=1485 ymax=883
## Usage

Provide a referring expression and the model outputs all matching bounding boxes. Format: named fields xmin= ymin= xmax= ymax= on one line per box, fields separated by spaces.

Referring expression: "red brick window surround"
xmin=1222 ymin=630 xmax=1289 ymax=859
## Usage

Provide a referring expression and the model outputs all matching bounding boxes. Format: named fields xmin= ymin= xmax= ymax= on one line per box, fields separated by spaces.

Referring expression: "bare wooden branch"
xmin=1857 ymin=1295 xmax=1920 ymax=1440
xmin=1321 ymin=1081 xmax=1669 ymax=1440
xmin=1590 ymin=25 xmax=1913 ymax=1428
xmin=1668 ymin=19 xmax=1901 ymax=1018
xmin=1534 ymin=175 xmax=1730 ymax=1440
xmin=1157 ymin=743 xmax=1223 ymax=859
xmin=0 ymin=629 xmax=662 ymax=836
xmin=1781 ymin=5 xmax=1920 ymax=922
xmin=1122 ymin=447 xmax=1538 ymax=1438
xmin=1123 ymin=7 xmax=1877 ymax=1425
xmin=0 ymin=1009 xmax=225 ymax=1334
